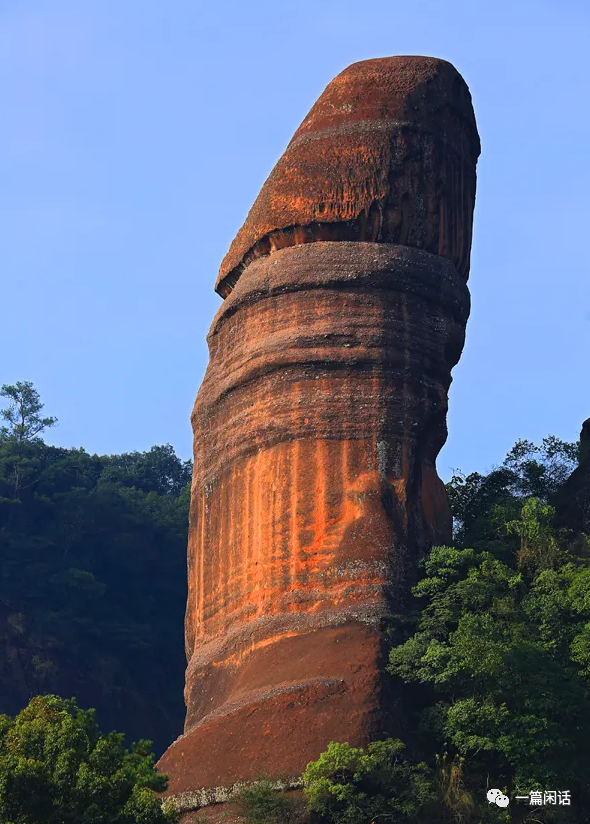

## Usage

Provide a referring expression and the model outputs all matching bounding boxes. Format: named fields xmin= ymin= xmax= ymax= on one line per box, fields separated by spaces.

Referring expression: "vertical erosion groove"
xmin=160 ymin=242 xmax=471 ymax=793
xmin=158 ymin=54 xmax=479 ymax=799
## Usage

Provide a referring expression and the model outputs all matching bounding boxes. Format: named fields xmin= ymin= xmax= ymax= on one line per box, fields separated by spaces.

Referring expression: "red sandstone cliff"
xmin=216 ymin=56 xmax=479 ymax=297
xmin=159 ymin=55 xmax=479 ymax=804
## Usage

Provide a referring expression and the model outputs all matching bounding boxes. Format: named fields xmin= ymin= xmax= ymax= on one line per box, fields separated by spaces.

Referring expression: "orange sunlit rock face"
xmin=216 ymin=55 xmax=480 ymax=298
xmin=159 ymin=56 xmax=479 ymax=802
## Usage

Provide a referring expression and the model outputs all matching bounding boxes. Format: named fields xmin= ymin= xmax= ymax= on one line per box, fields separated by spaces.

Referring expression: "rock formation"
xmin=159 ymin=56 xmax=480 ymax=802
xmin=557 ymin=418 xmax=590 ymax=534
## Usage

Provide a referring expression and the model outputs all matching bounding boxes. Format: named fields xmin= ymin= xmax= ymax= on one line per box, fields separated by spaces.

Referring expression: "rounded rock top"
xmin=216 ymin=55 xmax=481 ymax=298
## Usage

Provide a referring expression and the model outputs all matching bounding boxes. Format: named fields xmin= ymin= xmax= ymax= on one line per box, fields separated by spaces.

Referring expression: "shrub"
xmin=302 ymin=740 xmax=434 ymax=824
xmin=233 ymin=779 xmax=299 ymax=824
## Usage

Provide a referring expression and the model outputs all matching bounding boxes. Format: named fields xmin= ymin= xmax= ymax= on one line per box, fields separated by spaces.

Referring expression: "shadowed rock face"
xmin=557 ymin=418 xmax=590 ymax=534
xmin=159 ymin=56 xmax=479 ymax=798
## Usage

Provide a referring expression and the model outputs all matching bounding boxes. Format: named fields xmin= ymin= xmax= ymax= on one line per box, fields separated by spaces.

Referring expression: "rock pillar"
xmin=159 ymin=55 xmax=479 ymax=799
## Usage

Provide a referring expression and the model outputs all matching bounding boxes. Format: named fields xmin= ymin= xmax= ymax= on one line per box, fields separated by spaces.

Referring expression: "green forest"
xmin=1 ymin=381 xmax=589 ymax=823
xmin=0 ymin=382 xmax=190 ymax=757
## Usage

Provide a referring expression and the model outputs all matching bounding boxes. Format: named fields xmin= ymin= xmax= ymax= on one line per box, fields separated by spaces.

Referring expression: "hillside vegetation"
xmin=2 ymin=381 xmax=589 ymax=822
xmin=301 ymin=437 xmax=590 ymax=823
xmin=0 ymin=382 xmax=190 ymax=756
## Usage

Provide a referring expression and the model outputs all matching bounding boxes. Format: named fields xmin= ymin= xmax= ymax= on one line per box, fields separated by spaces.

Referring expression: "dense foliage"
xmin=446 ymin=436 xmax=578 ymax=552
xmin=388 ymin=543 xmax=590 ymax=820
xmin=0 ymin=695 xmax=176 ymax=824
xmin=233 ymin=779 xmax=301 ymax=824
xmin=303 ymin=740 xmax=434 ymax=824
xmin=0 ymin=383 xmax=190 ymax=754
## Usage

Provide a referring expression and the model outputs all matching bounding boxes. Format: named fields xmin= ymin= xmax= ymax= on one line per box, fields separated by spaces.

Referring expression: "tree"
xmin=0 ymin=430 xmax=189 ymax=753
xmin=0 ymin=382 xmax=58 ymax=497
xmin=0 ymin=382 xmax=57 ymax=443
xmin=505 ymin=498 xmax=572 ymax=573
xmin=233 ymin=779 xmax=300 ymax=824
xmin=0 ymin=694 xmax=177 ymax=823
xmin=302 ymin=740 xmax=434 ymax=824
xmin=446 ymin=436 xmax=579 ymax=551
xmin=388 ymin=541 xmax=590 ymax=820
xmin=99 ymin=445 xmax=192 ymax=496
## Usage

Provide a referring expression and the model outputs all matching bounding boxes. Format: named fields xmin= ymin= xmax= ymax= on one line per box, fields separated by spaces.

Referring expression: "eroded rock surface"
xmin=159 ymin=55 xmax=479 ymax=800
xmin=216 ymin=55 xmax=479 ymax=297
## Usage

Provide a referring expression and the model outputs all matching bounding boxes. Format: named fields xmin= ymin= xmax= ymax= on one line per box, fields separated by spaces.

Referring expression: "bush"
xmin=302 ymin=740 xmax=434 ymax=824
xmin=233 ymin=779 xmax=299 ymax=824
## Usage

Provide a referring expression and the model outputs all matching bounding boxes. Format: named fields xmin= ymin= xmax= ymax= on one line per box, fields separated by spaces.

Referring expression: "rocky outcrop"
xmin=216 ymin=55 xmax=479 ymax=298
xmin=159 ymin=55 xmax=479 ymax=800
xmin=557 ymin=418 xmax=590 ymax=534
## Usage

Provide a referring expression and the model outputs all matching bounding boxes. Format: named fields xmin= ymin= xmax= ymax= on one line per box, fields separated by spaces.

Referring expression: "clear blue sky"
xmin=1 ymin=0 xmax=589 ymax=480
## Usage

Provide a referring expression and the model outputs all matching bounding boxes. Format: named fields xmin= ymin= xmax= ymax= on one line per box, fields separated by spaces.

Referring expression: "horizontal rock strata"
xmin=159 ymin=242 xmax=470 ymax=792
xmin=158 ymin=55 xmax=479 ymax=799
xmin=216 ymin=56 xmax=480 ymax=297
